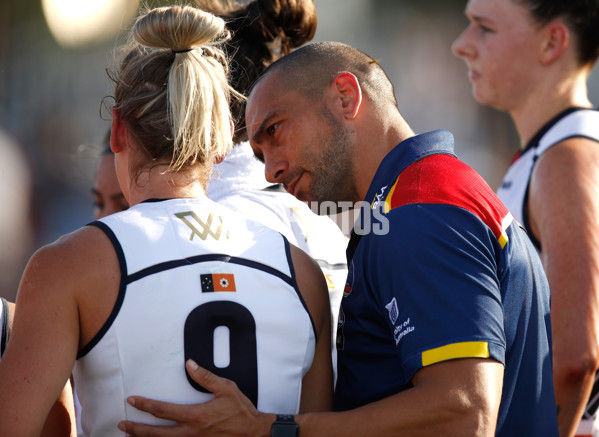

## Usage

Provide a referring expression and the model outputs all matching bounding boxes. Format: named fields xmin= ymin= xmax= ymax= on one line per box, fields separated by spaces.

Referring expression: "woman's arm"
xmin=288 ymin=243 xmax=334 ymax=413
xmin=528 ymin=137 xmax=599 ymax=436
xmin=3 ymin=300 xmax=77 ymax=436
xmin=0 ymin=226 xmax=115 ymax=436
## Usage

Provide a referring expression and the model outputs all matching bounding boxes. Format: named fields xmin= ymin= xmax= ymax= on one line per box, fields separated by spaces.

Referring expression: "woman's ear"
xmin=111 ymin=108 xmax=127 ymax=153
xmin=332 ymin=72 xmax=362 ymax=120
xmin=540 ymin=21 xmax=569 ymax=65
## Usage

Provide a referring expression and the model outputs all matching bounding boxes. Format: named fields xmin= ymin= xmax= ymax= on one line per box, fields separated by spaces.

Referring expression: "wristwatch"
xmin=271 ymin=414 xmax=299 ymax=437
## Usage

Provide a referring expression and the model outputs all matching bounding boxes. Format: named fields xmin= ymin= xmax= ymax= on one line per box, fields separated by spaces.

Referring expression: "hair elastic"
xmin=173 ymin=48 xmax=193 ymax=54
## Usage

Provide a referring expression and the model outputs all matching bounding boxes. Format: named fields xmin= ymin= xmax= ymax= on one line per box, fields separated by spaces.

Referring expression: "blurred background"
xmin=0 ymin=0 xmax=598 ymax=302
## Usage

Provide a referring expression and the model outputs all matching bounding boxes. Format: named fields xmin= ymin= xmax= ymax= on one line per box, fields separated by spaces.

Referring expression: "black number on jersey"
xmin=184 ymin=301 xmax=258 ymax=406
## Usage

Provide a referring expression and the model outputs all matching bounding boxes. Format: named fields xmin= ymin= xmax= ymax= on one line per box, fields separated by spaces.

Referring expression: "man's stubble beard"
xmin=305 ymin=107 xmax=358 ymax=207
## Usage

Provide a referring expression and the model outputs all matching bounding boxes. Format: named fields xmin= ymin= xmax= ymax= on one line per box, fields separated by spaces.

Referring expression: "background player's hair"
xmin=196 ymin=0 xmax=317 ymax=143
xmin=515 ymin=0 xmax=599 ymax=65
xmin=109 ymin=5 xmax=240 ymax=178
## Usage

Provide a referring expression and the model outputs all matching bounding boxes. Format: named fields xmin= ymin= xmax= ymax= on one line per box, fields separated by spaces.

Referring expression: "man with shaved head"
xmin=121 ymin=41 xmax=558 ymax=437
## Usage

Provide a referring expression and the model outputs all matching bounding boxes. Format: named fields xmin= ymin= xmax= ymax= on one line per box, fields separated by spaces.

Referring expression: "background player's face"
xmin=451 ymin=0 xmax=544 ymax=111
xmin=246 ymin=74 xmax=359 ymax=205
xmin=93 ymin=153 xmax=129 ymax=219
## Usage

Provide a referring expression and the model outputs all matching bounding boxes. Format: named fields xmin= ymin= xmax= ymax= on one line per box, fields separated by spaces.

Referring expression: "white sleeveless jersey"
xmin=0 ymin=297 xmax=8 ymax=360
xmin=209 ymin=142 xmax=348 ymax=378
xmin=496 ymin=107 xmax=599 ymax=436
xmin=497 ymin=108 xmax=599 ymax=246
xmin=72 ymin=198 xmax=316 ymax=437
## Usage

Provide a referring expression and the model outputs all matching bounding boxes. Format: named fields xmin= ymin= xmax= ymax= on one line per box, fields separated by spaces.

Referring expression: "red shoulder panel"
xmin=387 ymin=154 xmax=510 ymax=243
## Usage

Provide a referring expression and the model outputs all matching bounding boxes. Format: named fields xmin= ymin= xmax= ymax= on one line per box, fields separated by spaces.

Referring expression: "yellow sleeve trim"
xmin=498 ymin=213 xmax=513 ymax=249
xmin=421 ymin=341 xmax=490 ymax=367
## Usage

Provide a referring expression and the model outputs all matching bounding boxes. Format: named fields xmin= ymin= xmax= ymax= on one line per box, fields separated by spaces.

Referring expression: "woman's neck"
xmin=509 ymin=69 xmax=592 ymax=147
xmin=126 ymin=165 xmax=208 ymax=206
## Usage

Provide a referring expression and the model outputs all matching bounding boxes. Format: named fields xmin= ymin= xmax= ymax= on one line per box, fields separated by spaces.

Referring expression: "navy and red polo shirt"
xmin=334 ymin=130 xmax=558 ymax=436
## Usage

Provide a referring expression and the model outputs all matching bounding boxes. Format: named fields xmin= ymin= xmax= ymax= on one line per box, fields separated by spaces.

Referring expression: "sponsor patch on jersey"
xmin=385 ymin=297 xmax=399 ymax=325
xmin=393 ymin=317 xmax=414 ymax=345
xmin=201 ymin=273 xmax=236 ymax=292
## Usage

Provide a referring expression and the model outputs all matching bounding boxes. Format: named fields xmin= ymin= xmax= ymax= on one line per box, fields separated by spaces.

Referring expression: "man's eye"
xmin=267 ymin=123 xmax=278 ymax=136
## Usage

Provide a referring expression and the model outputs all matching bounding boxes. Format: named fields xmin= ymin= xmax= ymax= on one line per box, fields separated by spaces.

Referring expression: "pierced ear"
xmin=332 ymin=72 xmax=362 ymax=120
xmin=110 ymin=108 xmax=127 ymax=154
xmin=540 ymin=22 xmax=569 ymax=65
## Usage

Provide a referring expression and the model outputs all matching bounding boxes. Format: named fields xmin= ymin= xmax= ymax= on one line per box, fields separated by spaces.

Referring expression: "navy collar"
xmin=363 ymin=130 xmax=456 ymax=205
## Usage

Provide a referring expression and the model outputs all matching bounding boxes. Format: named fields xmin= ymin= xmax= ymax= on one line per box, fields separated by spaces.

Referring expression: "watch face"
xmin=271 ymin=423 xmax=298 ymax=437
xmin=271 ymin=416 xmax=298 ymax=437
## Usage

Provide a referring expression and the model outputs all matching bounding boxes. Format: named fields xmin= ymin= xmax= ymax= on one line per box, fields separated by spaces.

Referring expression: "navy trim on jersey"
xmin=523 ymin=107 xmax=587 ymax=153
xmin=283 ymin=235 xmax=317 ymax=339
xmin=521 ymin=179 xmax=541 ymax=250
xmin=140 ymin=198 xmax=175 ymax=203
xmin=1 ymin=297 xmax=8 ymax=357
xmin=78 ymin=221 xmax=128 ymax=359
xmin=127 ymin=254 xmax=295 ymax=288
xmin=521 ymin=108 xmax=599 ymax=250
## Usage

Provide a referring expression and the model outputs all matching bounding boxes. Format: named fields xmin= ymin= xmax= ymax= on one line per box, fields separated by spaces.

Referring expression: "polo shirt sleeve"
xmin=365 ymin=202 xmax=506 ymax=381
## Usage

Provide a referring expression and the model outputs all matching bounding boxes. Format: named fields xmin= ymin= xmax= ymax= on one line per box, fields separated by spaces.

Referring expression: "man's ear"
xmin=332 ymin=72 xmax=362 ymax=120
xmin=540 ymin=21 xmax=569 ymax=65
xmin=111 ymin=108 xmax=127 ymax=153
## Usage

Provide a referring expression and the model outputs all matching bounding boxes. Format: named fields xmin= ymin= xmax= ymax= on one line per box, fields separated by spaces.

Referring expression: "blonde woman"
xmin=0 ymin=5 xmax=332 ymax=436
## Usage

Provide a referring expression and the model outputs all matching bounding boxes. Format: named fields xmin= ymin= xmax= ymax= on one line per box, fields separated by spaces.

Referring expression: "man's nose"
xmin=264 ymin=153 xmax=288 ymax=183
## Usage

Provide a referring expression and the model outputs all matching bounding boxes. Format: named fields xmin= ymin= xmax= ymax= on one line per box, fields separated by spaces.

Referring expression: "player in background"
xmin=199 ymin=0 xmax=348 ymax=348
xmin=92 ymin=130 xmax=129 ymax=220
xmin=452 ymin=1 xmax=599 ymax=434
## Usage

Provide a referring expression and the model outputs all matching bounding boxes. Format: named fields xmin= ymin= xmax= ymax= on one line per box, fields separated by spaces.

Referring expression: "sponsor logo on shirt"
xmin=385 ymin=297 xmax=399 ymax=325
xmin=385 ymin=298 xmax=415 ymax=345
xmin=393 ymin=317 xmax=414 ymax=345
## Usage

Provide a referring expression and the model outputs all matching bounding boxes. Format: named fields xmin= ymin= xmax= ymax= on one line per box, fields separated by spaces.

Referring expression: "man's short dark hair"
xmin=252 ymin=41 xmax=398 ymax=109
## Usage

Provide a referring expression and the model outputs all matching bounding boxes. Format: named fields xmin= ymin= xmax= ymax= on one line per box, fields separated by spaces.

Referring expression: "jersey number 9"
xmin=184 ymin=301 xmax=258 ymax=406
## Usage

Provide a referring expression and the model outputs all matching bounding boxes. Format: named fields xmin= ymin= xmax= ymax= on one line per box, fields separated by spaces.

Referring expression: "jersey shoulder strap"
xmin=536 ymin=109 xmax=599 ymax=157
xmin=0 ymin=297 xmax=9 ymax=357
